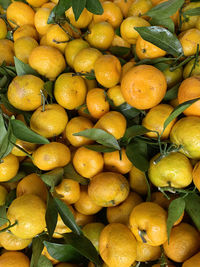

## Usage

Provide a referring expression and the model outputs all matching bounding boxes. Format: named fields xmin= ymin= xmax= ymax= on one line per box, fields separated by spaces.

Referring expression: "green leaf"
xmin=63 ymin=232 xmax=102 ymax=266
xmin=134 ymin=26 xmax=183 ymax=57
xmin=44 ymin=81 xmax=54 ymax=99
xmin=0 ymin=205 xmax=8 ymax=226
xmin=5 ymin=189 xmax=16 ymax=207
xmin=14 ymin=57 xmax=39 ymax=76
xmin=0 ymin=119 xmax=16 ymax=160
xmin=183 ymin=7 xmax=200 ymax=16
xmin=86 ymin=0 xmax=103 ymax=15
xmin=163 ymin=83 xmax=180 ymax=101
xmin=54 ymin=197 xmax=82 ymax=235
xmin=0 ymin=0 xmax=11 ymax=9
xmin=30 ymin=235 xmax=48 ymax=267
xmin=121 ymin=125 xmax=151 ymax=145
xmin=150 ymin=17 xmax=175 ymax=33
xmin=20 ymin=161 xmax=40 ymax=175
xmin=47 ymin=0 xmax=72 ymax=24
xmin=10 ymin=119 xmax=49 ymax=144
xmin=63 ymin=163 xmax=89 ymax=185
xmin=146 ymin=0 xmax=184 ymax=18
xmin=126 ymin=141 xmax=149 ymax=172
xmin=109 ymin=46 xmax=131 ymax=57
xmin=73 ymin=129 xmax=120 ymax=150
xmin=154 ymin=62 xmax=170 ymax=71
xmin=40 ymin=167 xmax=64 ymax=192
xmin=167 ymin=197 xmax=185 ymax=242
xmin=37 ymin=255 xmax=53 ymax=267
xmin=45 ymin=193 xmax=58 ymax=239
xmin=43 ymin=241 xmax=84 ymax=262
xmin=0 ymin=113 xmax=7 ymax=147
xmin=184 ymin=193 xmax=200 ymax=231
xmin=6 ymin=171 xmax=26 ymax=183
xmin=117 ymin=102 xmax=141 ymax=119
xmin=72 ymin=0 xmax=86 ymax=21
xmin=135 ymin=57 xmax=175 ymax=66
xmin=162 ymin=97 xmax=200 ymax=136
xmin=84 ymin=144 xmax=117 ymax=153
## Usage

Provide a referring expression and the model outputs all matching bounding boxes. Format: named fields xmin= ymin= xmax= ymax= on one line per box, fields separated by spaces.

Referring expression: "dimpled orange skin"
xmin=129 ymin=165 xmax=148 ymax=195
xmin=99 ymin=223 xmax=137 ymax=267
xmin=136 ymin=242 xmax=161 ymax=262
xmin=29 ymin=46 xmax=66 ymax=81
xmin=179 ymin=29 xmax=200 ymax=57
xmin=13 ymin=25 xmax=39 ymax=42
xmin=94 ymin=111 xmax=127 ymax=139
xmin=73 ymin=147 xmax=104 ymax=179
xmin=136 ymin=35 xmax=167 ymax=60
xmin=88 ymin=172 xmax=130 ymax=207
xmin=163 ymin=223 xmax=200 ymax=262
xmin=103 ymin=148 xmax=133 ymax=174
xmin=16 ymin=173 xmax=48 ymax=202
xmin=30 ymin=104 xmax=68 ymax=138
xmin=121 ymin=65 xmax=167 ymax=110
xmin=106 ymin=192 xmax=142 ymax=225
xmin=0 ymin=252 xmax=30 ymax=267
xmin=94 ymin=55 xmax=121 ymax=88
xmin=183 ymin=252 xmax=200 ymax=267
xmin=74 ymin=186 xmax=102 ymax=215
xmin=142 ymin=104 xmax=176 ymax=140
xmin=32 ymin=142 xmax=71 ymax=171
xmin=0 ymin=154 xmax=19 ymax=182
xmin=64 ymin=116 xmax=94 ymax=147
xmin=86 ymin=88 xmax=110 ymax=119
xmin=55 ymin=179 xmax=80 ymax=205
xmin=192 ymin=161 xmax=200 ymax=192
xmin=178 ymin=76 xmax=200 ymax=116
xmin=7 ymin=74 xmax=44 ymax=111
xmin=129 ymin=202 xmax=167 ymax=246
xmin=34 ymin=7 xmax=52 ymax=35
xmin=6 ymin=2 xmax=35 ymax=28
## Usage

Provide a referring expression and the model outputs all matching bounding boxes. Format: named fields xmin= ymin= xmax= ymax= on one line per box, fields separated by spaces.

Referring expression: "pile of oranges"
xmin=1 ymin=0 xmax=200 ymax=266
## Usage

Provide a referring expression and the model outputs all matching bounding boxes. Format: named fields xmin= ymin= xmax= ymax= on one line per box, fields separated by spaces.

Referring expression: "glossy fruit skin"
xmin=7 ymin=74 xmax=44 ymax=111
xmin=129 ymin=202 xmax=167 ymax=246
xmin=55 ymin=179 xmax=80 ymax=205
xmin=65 ymin=7 xmax=93 ymax=29
xmin=163 ymin=223 xmax=200 ymax=262
xmin=121 ymin=65 xmax=167 ymax=110
xmin=88 ymin=172 xmax=130 ymax=207
xmin=0 ymin=18 xmax=7 ymax=39
xmin=99 ymin=223 xmax=137 ymax=267
xmin=32 ymin=142 xmax=71 ymax=171
xmin=0 ymin=154 xmax=19 ymax=182
xmin=148 ymin=152 xmax=193 ymax=188
xmin=7 ymin=194 xmax=46 ymax=239
xmin=34 ymin=7 xmax=52 ymax=35
xmin=179 ymin=28 xmax=200 ymax=57
xmin=170 ymin=116 xmax=200 ymax=159
xmin=129 ymin=165 xmax=148 ymax=195
xmin=13 ymin=25 xmax=39 ymax=42
xmin=136 ymin=242 xmax=161 ymax=262
xmin=178 ymin=76 xmax=200 ymax=116
xmin=0 ymin=251 xmax=30 ymax=267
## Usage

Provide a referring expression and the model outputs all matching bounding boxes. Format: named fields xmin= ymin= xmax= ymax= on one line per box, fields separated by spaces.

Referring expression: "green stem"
xmin=138 ymin=229 xmax=147 ymax=243
xmin=0 ymin=220 xmax=18 ymax=233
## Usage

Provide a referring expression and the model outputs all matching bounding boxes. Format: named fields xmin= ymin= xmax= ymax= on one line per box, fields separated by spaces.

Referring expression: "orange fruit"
xmin=0 ymin=185 xmax=7 ymax=206
xmin=26 ymin=0 xmax=48 ymax=7
xmin=149 ymin=152 xmax=193 ymax=188
xmin=114 ymin=0 xmax=134 ymax=17
xmin=163 ymin=65 xmax=183 ymax=88
xmin=0 ymin=18 xmax=7 ymax=39
xmin=94 ymin=55 xmax=121 ymax=88
xmin=0 ymin=39 xmax=14 ymax=65
xmin=142 ymin=104 xmax=176 ymax=139
xmin=42 ymin=246 xmax=59 ymax=265
xmin=32 ymin=142 xmax=71 ymax=171
xmin=0 ymin=154 xmax=19 ymax=182
xmin=107 ymin=85 xmax=125 ymax=106
xmin=129 ymin=202 xmax=167 ymax=246
xmin=55 ymin=179 xmax=80 ymax=205
xmin=34 ymin=7 xmax=52 ymax=35
xmin=88 ymin=172 xmax=129 ymax=207
xmin=6 ymin=2 xmax=35 ymax=28
xmin=99 ymin=223 xmax=137 ymax=267
xmin=129 ymin=165 xmax=148 ymax=195
xmin=136 ymin=241 xmax=161 ymax=262
xmin=120 ymin=16 xmax=150 ymax=44
xmin=192 ymin=161 xmax=200 ymax=192
xmin=64 ymin=116 xmax=94 ymax=147
xmin=128 ymin=0 xmax=153 ymax=17
xmin=182 ymin=252 xmax=200 ymax=267
xmin=30 ymin=104 xmax=68 ymax=138
xmin=94 ymin=111 xmax=127 ymax=139
xmin=179 ymin=28 xmax=200 ymax=57
xmin=74 ymin=186 xmax=102 ymax=215
xmin=54 ymin=73 xmax=87 ymax=110
xmin=86 ymin=88 xmax=110 ymax=119
xmin=121 ymin=65 xmax=167 ymax=110
xmin=65 ymin=8 xmax=93 ymax=29
xmin=73 ymin=147 xmax=104 ymax=179
xmin=0 ymin=252 xmax=30 ymax=267
xmin=29 ymin=46 xmax=66 ymax=80
xmin=13 ymin=24 xmax=39 ymax=41
xmin=7 ymin=74 xmax=44 ymax=111
xmin=93 ymin=1 xmax=123 ymax=28
xmin=136 ymin=35 xmax=167 ymax=59
xmin=106 ymin=191 xmax=142 ymax=224
xmin=75 ymin=211 xmax=94 ymax=227
xmin=103 ymin=148 xmax=132 ymax=174
xmin=178 ymin=76 xmax=200 ymax=116
xmin=163 ymin=223 xmax=200 ymax=262
xmin=16 ymin=173 xmax=48 ymax=202
xmin=11 ymin=139 xmax=37 ymax=157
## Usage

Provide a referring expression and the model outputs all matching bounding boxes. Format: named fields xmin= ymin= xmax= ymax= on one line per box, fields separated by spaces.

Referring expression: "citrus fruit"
xmin=55 ymin=179 xmax=80 ymax=205
xmin=0 ymin=251 xmax=30 ymax=267
xmin=0 ymin=154 xmax=19 ymax=182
